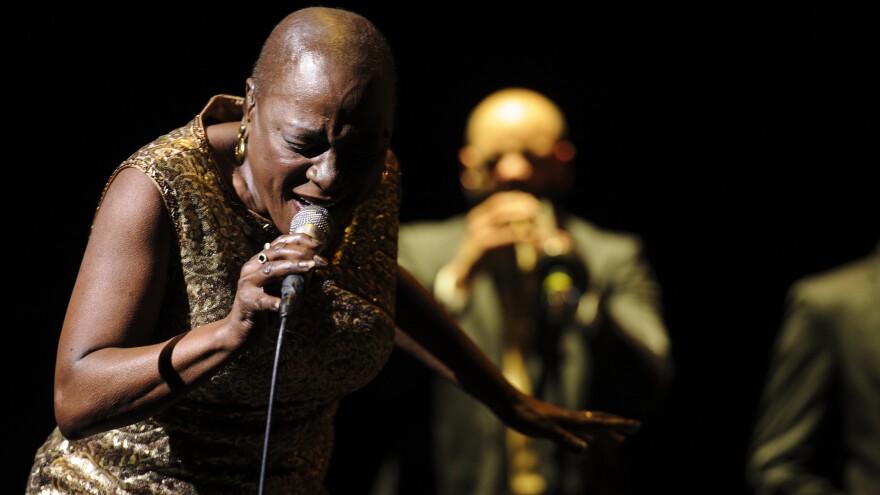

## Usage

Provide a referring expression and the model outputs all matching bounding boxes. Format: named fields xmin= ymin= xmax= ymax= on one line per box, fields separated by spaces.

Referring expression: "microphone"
xmin=538 ymin=255 xmax=588 ymax=327
xmin=279 ymin=205 xmax=334 ymax=318
xmin=512 ymin=197 xmax=556 ymax=273
xmin=511 ymin=196 xmax=588 ymax=326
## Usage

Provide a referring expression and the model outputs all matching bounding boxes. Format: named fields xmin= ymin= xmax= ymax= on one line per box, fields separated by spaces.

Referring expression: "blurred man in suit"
xmin=371 ymin=87 xmax=674 ymax=495
xmin=746 ymin=243 xmax=880 ymax=495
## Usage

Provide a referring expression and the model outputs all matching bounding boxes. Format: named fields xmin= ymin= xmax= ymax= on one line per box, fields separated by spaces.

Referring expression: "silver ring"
xmin=257 ymin=252 xmax=268 ymax=264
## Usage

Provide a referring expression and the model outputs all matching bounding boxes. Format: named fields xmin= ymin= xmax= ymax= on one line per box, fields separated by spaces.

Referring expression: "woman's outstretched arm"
xmin=393 ymin=265 xmax=640 ymax=451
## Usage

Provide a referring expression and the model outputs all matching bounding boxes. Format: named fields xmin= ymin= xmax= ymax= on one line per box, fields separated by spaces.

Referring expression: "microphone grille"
xmin=289 ymin=205 xmax=334 ymax=243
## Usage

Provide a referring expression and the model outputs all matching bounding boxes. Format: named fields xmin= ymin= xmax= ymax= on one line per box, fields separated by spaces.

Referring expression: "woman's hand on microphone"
xmin=225 ymin=233 xmax=329 ymax=345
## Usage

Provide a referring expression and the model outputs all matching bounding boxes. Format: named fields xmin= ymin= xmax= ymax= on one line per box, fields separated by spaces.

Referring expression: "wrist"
xmin=433 ymin=261 xmax=470 ymax=313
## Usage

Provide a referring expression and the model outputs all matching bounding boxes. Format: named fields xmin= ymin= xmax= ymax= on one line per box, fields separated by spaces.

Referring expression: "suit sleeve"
xmin=590 ymin=235 xmax=673 ymax=415
xmin=745 ymin=284 xmax=844 ymax=495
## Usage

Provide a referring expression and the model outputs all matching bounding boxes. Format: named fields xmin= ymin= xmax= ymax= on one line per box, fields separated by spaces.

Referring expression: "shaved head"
xmin=252 ymin=7 xmax=396 ymax=106
xmin=465 ymin=88 xmax=567 ymax=159
xmin=458 ymin=88 xmax=575 ymax=201
xmin=237 ymin=6 xmax=398 ymax=237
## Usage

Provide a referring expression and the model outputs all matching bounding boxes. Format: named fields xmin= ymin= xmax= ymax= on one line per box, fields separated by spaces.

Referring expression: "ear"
xmin=458 ymin=144 xmax=480 ymax=187
xmin=244 ymin=77 xmax=257 ymax=122
xmin=458 ymin=144 xmax=489 ymax=195
xmin=551 ymin=140 xmax=576 ymax=198
xmin=458 ymin=144 xmax=482 ymax=169
xmin=553 ymin=139 xmax=576 ymax=163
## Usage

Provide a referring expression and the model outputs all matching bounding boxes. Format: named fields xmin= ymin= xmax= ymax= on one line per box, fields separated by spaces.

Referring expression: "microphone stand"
xmin=258 ymin=206 xmax=330 ymax=493
xmin=258 ymin=307 xmax=291 ymax=495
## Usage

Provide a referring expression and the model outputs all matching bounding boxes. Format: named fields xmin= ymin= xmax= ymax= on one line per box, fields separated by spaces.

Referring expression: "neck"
xmin=205 ymin=122 xmax=257 ymax=212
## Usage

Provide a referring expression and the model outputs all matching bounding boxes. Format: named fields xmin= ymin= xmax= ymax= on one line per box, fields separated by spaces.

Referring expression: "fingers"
xmin=532 ymin=409 xmax=639 ymax=452
xmin=265 ymin=233 xmax=329 ymax=260
xmin=509 ymin=396 xmax=641 ymax=454
xmin=465 ymin=192 xmax=564 ymax=260
xmin=469 ymin=192 xmax=542 ymax=231
xmin=555 ymin=410 xmax=642 ymax=451
xmin=547 ymin=421 xmax=590 ymax=453
xmin=603 ymin=430 xmax=628 ymax=444
xmin=512 ymin=399 xmax=591 ymax=452
xmin=237 ymin=234 xmax=330 ymax=313
xmin=560 ymin=410 xmax=641 ymax=437
xmin=465 ymin=192 xmax=546 ymax=255
xmin=582 ymin=411 xmax=642 ymax=434
xmin=256 ymin=234 xmax=330 ymax=270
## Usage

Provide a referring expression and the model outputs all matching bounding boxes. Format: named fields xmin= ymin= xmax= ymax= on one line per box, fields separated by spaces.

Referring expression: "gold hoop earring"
xmin=234 ymin=124 xmax=247 ymax=164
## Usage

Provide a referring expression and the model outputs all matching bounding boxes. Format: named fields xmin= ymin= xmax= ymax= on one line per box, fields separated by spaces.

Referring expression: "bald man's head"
xmin=459 ymin=88 xmax=576 ymax=202
xmin=252 ymin=7 xmax=396 ymax=105
xmin=465 ymin=88 xmax=568 ymax=158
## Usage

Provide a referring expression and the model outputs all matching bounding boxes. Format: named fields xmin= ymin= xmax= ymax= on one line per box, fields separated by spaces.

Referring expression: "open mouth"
xmin=294 ymin=194 xmax=340 ymax=210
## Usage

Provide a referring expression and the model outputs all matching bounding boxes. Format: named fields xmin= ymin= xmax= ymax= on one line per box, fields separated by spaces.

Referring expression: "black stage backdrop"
xmin=12 ymin=2 xmax=877 ymax=494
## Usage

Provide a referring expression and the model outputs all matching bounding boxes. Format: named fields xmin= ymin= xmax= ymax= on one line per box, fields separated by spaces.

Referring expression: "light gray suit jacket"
xmin=397 ymin=213 xmax=672 ymax=495
xmin=746 ymin=246 xmax=880 ymax=495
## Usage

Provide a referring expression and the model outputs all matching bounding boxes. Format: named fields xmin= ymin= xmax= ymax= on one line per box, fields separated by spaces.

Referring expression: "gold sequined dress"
xmin=26 ymin=95 xmax=399 ymax=494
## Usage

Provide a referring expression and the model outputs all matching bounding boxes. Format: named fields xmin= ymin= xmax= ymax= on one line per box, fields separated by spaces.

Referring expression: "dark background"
xmin=13 ymin=2 xmax=877 ymax=494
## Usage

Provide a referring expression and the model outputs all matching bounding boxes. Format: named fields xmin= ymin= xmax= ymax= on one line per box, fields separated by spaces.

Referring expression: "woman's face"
xmin=242 ymin=53 xmax=393 ymax=234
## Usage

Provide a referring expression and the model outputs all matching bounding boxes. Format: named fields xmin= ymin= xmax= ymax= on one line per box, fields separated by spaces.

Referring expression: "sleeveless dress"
xmin=26 ymin=95 xmax=400 ymax=494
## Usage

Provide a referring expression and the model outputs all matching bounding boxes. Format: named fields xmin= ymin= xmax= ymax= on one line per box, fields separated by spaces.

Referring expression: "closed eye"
xmin=286 ymin=140 xmax=326 ymax=159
